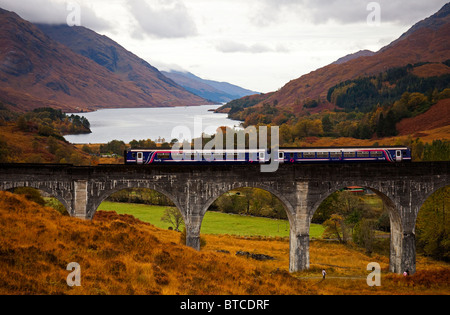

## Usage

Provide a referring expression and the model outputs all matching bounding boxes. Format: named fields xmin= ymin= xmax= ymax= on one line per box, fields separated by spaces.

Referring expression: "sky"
xmin=0 ymin=0 xmax=448 ymax=93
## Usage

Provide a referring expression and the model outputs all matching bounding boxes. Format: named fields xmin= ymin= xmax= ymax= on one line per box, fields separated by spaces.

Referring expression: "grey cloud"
xmin=0 ymin=0 xmax=112 ymax=31
xmin=127 ymin=0 xmax=197 ymax=39
xmin=252 ymin=0 xmax=449 ymax=26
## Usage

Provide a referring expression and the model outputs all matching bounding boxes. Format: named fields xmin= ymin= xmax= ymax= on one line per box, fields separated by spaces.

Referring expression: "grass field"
xmin=97 ymin=201 xmax=325 ymax=238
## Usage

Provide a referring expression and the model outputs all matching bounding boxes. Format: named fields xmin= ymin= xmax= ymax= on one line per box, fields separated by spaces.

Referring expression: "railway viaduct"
xmin=0 ymin=162 xmax=448 ymax=274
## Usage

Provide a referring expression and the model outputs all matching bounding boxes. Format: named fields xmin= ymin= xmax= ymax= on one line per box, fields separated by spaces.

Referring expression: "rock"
xmin=235 ymin=251 xmax=275 ymax=261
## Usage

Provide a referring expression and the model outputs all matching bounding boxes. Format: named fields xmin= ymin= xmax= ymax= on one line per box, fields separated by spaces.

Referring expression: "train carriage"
xmin=277 ymin=146 xmax=412 ymax=164
xmin=125 ymin=149 xmax=267 ymax=165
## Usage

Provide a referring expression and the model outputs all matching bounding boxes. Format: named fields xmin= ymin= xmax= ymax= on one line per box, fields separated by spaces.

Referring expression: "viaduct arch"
xmin=0 ymin=162 xmax=448 ymax=274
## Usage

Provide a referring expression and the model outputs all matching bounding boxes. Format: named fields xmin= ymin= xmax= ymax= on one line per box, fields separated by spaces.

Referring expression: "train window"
xmin=344 ymin=152 xmax=355 ymax=158
xmin=157 ymin=153 xmax=170 ymax=159
xmin=303 ymin=152 xmax=316 ymax=158
xmin=131 ymin=153 xmax=136 ymax=158
xmin=172 ymin=152 xmax=183 ymax=160
xmin=317 ymin=152 xmax=329 ymax=158
xmin=279 ymin=152 xmax=285 ymax=159
xmin=357 ymin=152 xmax=369 ymax=158
xmin=290 ymin=153 xmax=295 ymax=159
xmin=330 ymin=152 xmax=341 ymax=158
xmin=371 ymin=151 xmax=383 ymax=157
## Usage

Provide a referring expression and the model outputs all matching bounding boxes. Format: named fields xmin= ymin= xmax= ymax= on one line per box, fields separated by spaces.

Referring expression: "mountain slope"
xmin=0 ymin=8 xmax=209 ymax=113
xmin=36 ymin=24 xmax=210 ymax=108
xmin=162 ymin=70 xmax=259 ymax=104
xmin=235 ymin=3 xmax=450 ymax=115
xmin=331 ymin=50 xmax=375 ymax=65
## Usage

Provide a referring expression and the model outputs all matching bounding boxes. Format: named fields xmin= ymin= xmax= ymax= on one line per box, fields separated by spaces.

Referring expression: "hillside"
xmin=224 ymin=3 xmax=450 ymax=117
xmin=36 ymin=24 xmax=211 ymax=109
xmin=396 ymin=98 xmax=450 ymax=136
xmin=0 ymin=190 xmax=448 ymax=295
xmin=331 ymin=50 xmax=375 ymax=65
xmin=0 ymin=122 xmax=93 ymax=165
xmin=162 ymin=70 xmax=259 ymax=104
xmin=0 ymin=8 xmax=209 ymax=113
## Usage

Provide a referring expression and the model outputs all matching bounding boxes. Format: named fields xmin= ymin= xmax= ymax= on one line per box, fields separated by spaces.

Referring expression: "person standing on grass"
xmin=322 ymin=269 xmax=327 ymax=279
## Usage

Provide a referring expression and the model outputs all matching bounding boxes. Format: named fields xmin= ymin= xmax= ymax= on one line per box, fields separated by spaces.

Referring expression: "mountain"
xmin=331 ymin=50 xmax=375 ymax=65
xmin=35 ymin=24 xmax=211 ymax=109
xmin=161 ymin=70 xmax=259 ymax=104
xmin=0 ymin=8 xmax=210 ymax=113
xmin=225 ymin=3 xmax=450 ymax=116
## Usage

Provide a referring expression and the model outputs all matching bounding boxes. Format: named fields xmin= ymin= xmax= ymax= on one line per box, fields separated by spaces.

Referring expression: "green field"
xmin=98 ymin=201 xmax=324 ymax=238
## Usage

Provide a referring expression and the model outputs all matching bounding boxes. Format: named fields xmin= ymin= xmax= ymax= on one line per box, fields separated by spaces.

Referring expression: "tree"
xmin=322 ymin=114 xmax=333 ymax=135
xmin=422 ymin=140 xmax=450 ymax=161
xmin=316 ymin=191 xmax=365 ymax=243
xmin=280 ymin=124 xmax=293 ymax=145
xmin=17 ymin=116 xmax=28 ymax=131
xmin=215 ymin=193 xmax=244 ymax=214
xmin=376 ymin=113 xmax=385 ymax=138
xmin=294 ymin=119 xmax=323 ymax=139
xmin=161 ymin=208 xmax=184 ymax=232
xmin=100 ymin=140 xmax=127 ymax=156
xmin=416 ymin=186 xmax=449 ymax=261
xmin=323 ymin=214 xmax=346 ymax=243
xmin=353 ymin=219 xmax=377 ymax=255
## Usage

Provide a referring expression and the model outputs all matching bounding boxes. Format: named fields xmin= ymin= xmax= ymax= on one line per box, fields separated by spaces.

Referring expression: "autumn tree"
xmin=323 ymin=214 xmax=347 ymax=243
xmin=416 ymin=186 xmax=449 ymax=261
xmin=293 ymin=119 xmax=323 ymax=139
xmin=161 ymin=207 xmax=184 ymax=232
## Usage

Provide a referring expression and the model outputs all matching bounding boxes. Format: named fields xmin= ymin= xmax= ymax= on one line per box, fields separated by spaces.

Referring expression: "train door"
xmin=137 ymin=152 xmax=144 ymax=164
xmin=396 ymin=150 xmax=402 ymax=162
xmin=278 ymin=151 xmax=285 ymax=164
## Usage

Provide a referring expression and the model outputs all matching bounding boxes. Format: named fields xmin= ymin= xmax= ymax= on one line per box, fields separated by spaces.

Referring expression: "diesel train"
xmin=124 ymin=146 xmax=412 ymax=165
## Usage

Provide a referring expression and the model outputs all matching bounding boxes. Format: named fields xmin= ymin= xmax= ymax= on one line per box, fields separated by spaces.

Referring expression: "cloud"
xmin=0 ymin=0 xmax=112 ymax=31
xmin=127 ymin=0 xmax=197 ymax=39
xmin=216 ymin=40 xmax=289 ymax=54
xmin=251 ymin=0 xmax=449 ymax=26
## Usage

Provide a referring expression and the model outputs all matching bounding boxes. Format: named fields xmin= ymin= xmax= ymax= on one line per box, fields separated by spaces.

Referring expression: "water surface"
xmin=64 ymin=105 xmax=242 ymax=144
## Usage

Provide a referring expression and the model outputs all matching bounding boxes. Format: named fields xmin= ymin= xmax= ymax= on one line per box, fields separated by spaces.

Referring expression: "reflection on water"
xmin=64 ymin=105 xmax=242 ymax=144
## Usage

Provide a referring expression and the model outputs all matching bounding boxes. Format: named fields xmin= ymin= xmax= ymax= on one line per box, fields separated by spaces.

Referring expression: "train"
xmin=124 ymin=146 xmax=412 ymax=165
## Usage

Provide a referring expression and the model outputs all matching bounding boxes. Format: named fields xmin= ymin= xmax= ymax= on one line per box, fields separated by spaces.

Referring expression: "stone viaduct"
xmin=0 ymin=162 xmax=448 ymax=274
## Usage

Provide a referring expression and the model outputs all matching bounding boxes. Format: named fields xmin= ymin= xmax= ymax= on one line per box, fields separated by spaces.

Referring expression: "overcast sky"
xmin=0 ymin=0 xmax=448 ymax=93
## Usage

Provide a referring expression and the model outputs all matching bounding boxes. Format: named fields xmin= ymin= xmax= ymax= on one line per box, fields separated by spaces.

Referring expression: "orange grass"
xmin=0 ymin=191 xmax=448 ymax=295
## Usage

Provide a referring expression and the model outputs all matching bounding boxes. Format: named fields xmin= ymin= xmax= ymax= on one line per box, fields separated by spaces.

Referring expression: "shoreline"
xmin=66 ymin=104 xmax=222 ymax=115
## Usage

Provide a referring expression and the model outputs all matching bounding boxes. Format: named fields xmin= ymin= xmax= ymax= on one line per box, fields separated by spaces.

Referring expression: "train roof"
xmin=126 ymin=148 xmax=265 ymax=152
xmin=127 ymin=146 xmax=410 ymax=152
xmin=279 ymin=146 xmax=410 ymax=150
